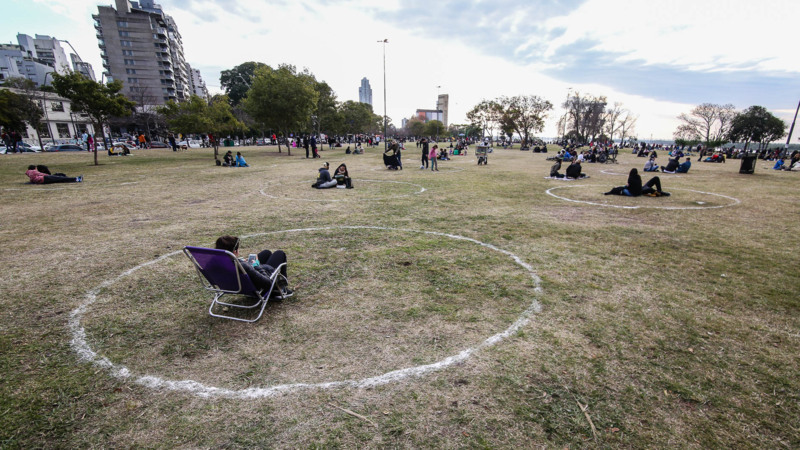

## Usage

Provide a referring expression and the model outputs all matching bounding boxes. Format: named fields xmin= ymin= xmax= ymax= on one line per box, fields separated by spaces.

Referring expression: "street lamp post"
xmin=378 ymin=39 xmax=388 ymax=152
xmin=42 ymin=71 xmax=56 ymax=145
xmin=784 ymin=97 xmax=800 ymax=157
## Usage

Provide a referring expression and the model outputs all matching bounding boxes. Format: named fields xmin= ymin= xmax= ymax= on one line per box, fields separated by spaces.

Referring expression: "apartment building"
xmin=94 ymin=0 xmax=194 ymax=106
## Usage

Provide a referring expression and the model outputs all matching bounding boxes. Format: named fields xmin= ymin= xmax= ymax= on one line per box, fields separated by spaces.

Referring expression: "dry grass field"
xmin=1 ymin=143 xmax=798 ymax=448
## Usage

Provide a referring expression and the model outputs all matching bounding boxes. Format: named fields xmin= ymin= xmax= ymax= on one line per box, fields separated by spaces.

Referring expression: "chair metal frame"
xmin=183 ymin=246 xmax=288 ymax=323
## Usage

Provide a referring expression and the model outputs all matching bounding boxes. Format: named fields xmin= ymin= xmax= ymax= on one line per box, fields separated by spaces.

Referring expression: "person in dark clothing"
xmin=312 ymin=162 xmax=337 ymax=188
xmin=311 ymin=135 xmax=319 ymax=158
xmin=214 ymin=235 xmax=291 ymax=298
xmin=565 ymin=160 xmax=586 ymax=179
xmin=168 ymin=133 xmax=177 ymax=152
xmin=661 ymin=155 xmax=680 ymax=173
xmin=420 ymin=138 xmax=429 ymax=169
xmin=549 ymin=159 xmax=565 ymax=178
xmin=303 ymin=135 xmax=310 ymax=158
xmin=605 ymin=168 xmax=669 ymax=196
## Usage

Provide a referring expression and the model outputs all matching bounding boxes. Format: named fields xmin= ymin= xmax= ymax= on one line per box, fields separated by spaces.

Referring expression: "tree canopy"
xmin=728 ymin=106 xmax=786 ymax=151
xmin=219 ymin=61 xmax=268 ymax=107
xmin=674 ymin=103 xmax=736 ymax=147
xmin=50 ymin=72 xmax=135 ymax=165
xmin=243 ymin=64 xmax=318 ymax=154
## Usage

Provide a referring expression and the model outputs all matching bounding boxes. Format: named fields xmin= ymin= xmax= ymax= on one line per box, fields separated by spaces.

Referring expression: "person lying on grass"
xmin=605 ymin=168 xmax=670 ymax=197
xmin=25 ymin=165 xmax=82 ymax=184
xmin=215 ymin=235 xmax=292 ymax=298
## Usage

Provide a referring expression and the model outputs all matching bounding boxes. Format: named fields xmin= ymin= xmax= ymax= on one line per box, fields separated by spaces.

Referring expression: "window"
xmin=117 ymin=20 xmax=128 ymax=28
xmin=77 ymin=124 xmax=88 ymax=135
xmin=120 ymin=40 xmax=132 ymax=47
xmin=126 ymin=68 xmax=137 ymax=74
xmin=38 ymin=124 xmax=51 ymax=138
xmin=51 ymin=102 xmax=64 ymax=112
xmin=127 ymin=78 xmax=139 ymax=84
xmin=119 ymin=31 xmax=129 ymax=37
xmin=122 ymin=50 xmax=134 ymax=56
xmin=56 ymin=123 xmax=71 ymax=138
xmin=124 ymin=59 xmax=135 ymax=65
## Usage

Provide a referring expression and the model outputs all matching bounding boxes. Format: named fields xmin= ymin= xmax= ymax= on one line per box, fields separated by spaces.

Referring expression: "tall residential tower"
xmin=359 ymin=77 xmax=372 ymax=106
xmin=94 ymin=0 xmax=193 ymax=106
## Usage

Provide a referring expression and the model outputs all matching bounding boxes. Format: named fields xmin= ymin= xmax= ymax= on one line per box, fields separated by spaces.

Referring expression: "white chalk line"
xmin=370 ymin=165 xmax=465 ymax=173
xmin=69 ymin=226 xmax=542 ymax=399
xmin=546 ymin=184 xmax=741 ymax=210
xmin=258 ymin=179 xmax=426 ymax=203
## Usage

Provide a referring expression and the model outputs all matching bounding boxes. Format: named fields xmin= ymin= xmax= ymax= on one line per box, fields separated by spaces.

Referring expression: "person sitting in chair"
xmin=333 ymin=163 xmax=353 ymax=188
xmin=215 ymin=235 xmax=292 ymax=298
xmin=312 ymin=162 xmax=337 ymax=188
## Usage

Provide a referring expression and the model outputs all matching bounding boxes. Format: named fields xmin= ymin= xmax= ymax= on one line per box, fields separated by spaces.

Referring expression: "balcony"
xmin=98 ymin=40 xmax=106 ymax=48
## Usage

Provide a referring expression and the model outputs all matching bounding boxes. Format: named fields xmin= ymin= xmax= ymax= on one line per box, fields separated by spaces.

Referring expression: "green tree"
xmin=50 ymin=72 xmax=135 ymax=165
xmin=423 ymin=120 xmax=445 ymax=139
xmin=338 ymin=100 xmax=375 ymax=137
xmin=220 ymin=61 xmax=268 ymax=107
xmin=1 ymin=78 xmax=45 ymax=149
xmin=467 ymin=100 xmax=502 ymax=144
xmin=157 ymin=95 xmax=213 ymax=135
xmin=728 ymin=106 xmax=786 ymax=151
xmin=0 ymin=90 xmax=29 ymax=133
xmin=208 ymin=94 xmax=246 ymax=159
xmin=405 ymin=116 xmax=425 ymax=138
xmin=243 ymin=64 xmax=318 ymax=155
xmin=502 ymin=95 xmax=553 ymax=147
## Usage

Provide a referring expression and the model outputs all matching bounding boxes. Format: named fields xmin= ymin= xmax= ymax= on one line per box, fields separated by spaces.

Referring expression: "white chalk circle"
xmin=69 ymin=226 xmax=542 ymax=399
xmin=259 ymin=179 xmax=426 ymax=202
xmin=546 ymin=184 xmax=740 ymax=210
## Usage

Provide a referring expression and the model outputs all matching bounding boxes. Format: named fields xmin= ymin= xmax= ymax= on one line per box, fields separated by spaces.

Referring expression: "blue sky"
xmin=5 ymin=0 xmax=798 ymax=140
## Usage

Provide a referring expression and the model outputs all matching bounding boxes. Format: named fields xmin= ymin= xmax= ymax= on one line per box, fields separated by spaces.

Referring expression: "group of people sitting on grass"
xmin=773 ymin=153 xmax=800 ymax=171
xmin=311 ymin=162 xmax=353 ymax=189
xmin=645 ymin=155 xmax=692 ymax=173
xmin=549 ymin=157 xmax=588 ymax=179
xmin=221 ymin=151 xmax=249 ymax=167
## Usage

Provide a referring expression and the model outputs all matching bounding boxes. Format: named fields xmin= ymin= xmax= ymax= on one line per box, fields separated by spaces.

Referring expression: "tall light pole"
xmin=784 ymin=98 xmax=800 ymax=156
xmin=378 ymin=39 xmax=388 ymax=152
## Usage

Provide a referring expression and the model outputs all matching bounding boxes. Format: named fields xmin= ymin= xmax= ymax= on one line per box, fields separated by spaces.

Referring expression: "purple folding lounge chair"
xmin=183 ymin=246 xmax=288 ymax=323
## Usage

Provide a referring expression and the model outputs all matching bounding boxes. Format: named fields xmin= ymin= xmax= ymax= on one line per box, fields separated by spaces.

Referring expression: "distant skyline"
xmin=5 ymin=0 xmax=799 ymax=140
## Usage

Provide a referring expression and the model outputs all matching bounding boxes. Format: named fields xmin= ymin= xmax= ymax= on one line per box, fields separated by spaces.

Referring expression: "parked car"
xmin=46 ymin=144 xmax=86 ymax=152
xmin=177 ymin=140 xmax=200 ymax=149
xmin=149 ymin=141 xmax=169 ymax=148
xmin=1 ymin=143 xmax=41 ymax=153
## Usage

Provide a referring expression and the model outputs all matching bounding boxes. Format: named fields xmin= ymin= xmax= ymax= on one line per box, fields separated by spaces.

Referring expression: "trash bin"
xmin=739 ymin=153 xmax=757 ymax=174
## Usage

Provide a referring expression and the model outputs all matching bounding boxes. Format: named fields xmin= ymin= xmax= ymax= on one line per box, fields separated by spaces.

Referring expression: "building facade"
xmin=94 ymin=0 xmax=194 ymax=107
xmin=359 ymin=77 xmax=372 ymax=106
xmin=436 ymin=94 xmax=449 ymax=128
xmin=0 ymin=34 xmax=88 ymax=87
xmin=188 ymin=65 xmax=209 ymax=101
xmin=1 ymin=87 xmax=97 ymax=146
